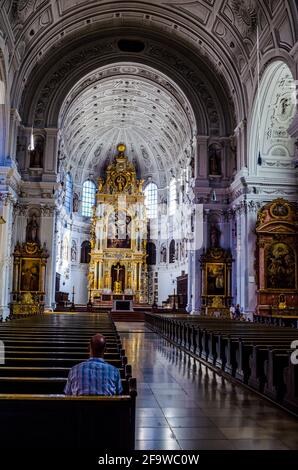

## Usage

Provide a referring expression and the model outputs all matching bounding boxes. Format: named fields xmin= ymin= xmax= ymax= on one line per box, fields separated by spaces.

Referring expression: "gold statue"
xmin=278 ymin=294 xmax=287 ymax=309
xmin=127 ymin=271 xmax=132 ymax=289
xmin=88 ymin=271 xmax=94 ymax=288
xmin=116 ymin=174 xmax=126 ymax=191
xmin=98 ymin=177 xmax=104 ymax=192
xmin=113 ymin=280 xmax=122 ymax=293
xmin=104 ymin=271 xmax=110 ymax=288
xmin=138 ymin=179 xmax=144 ymax=193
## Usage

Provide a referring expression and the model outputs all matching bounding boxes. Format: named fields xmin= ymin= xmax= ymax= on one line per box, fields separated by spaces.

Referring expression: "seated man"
xmin=64 ymin=333 xmax=123 ymax=396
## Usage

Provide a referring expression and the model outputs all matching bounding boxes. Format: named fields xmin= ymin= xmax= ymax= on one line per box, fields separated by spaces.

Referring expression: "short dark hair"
xmin=90 ymin=333 xmax=106 ymax=356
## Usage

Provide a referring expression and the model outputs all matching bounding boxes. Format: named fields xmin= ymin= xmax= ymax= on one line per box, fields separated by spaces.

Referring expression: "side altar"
xmin=255 ymin=198 xmax=298 ymax=317
xmin=88 ymin=144 xmax=148 ymax=305
xmin=10 ymin=241 xmax=49 ymax=316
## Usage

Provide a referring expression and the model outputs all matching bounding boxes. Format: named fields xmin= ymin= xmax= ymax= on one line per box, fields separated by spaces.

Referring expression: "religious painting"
xmin=266 ymin=242 xmax=295 ymax=289
xmin=270 ymin=201 xmax=289 ymax=218
xmin=206 ymin=263 xmax=225 ymax=296
xmin=20 ymin=259 xmax=40 ymax=292
xmin=255 ymin=199 xmax=298 ymax=315
xmin=107 ymin=210 xmax=131 ymax=248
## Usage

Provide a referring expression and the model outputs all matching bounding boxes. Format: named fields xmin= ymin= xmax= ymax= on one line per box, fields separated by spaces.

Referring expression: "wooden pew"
xmin=0 ymin=376 xmax=131 ymax=394
xmin=283 ymin=359 xmax=298 ymax=413
xmin=145 ymin=313 xmax=298 ymax=414
xmin=0 ymin=312 xmax=137 ymax=448
xmin=0 ymin=379 xmax=137 ymax=449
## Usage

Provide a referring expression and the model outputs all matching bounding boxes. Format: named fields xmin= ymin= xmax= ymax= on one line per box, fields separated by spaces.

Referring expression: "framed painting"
xmin=206 ymin=262 xmax=226 ymax=296
xmin=20 ymin=258 xmax=41 ymax=292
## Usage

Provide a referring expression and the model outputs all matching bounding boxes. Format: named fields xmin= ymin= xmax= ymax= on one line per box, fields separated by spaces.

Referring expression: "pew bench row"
xmin=0 ymin=312 xmax=137 ymax=449
xmin=145 ymin=314 xmax=298 ymax=415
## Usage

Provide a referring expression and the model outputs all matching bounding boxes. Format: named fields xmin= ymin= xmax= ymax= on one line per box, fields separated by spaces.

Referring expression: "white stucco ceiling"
xmin=58 ymin=63 xmax=196 ymax=186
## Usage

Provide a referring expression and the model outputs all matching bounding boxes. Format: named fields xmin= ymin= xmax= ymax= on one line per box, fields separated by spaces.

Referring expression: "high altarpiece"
xmin=88 ymin=144 xmax=148 ymax=305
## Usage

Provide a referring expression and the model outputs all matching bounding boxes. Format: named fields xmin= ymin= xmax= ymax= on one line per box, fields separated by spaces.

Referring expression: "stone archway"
xmin=248 ymin=60 xmax=296 ymax=176
xmin=0 ymin=50 xmax=7 ymax=164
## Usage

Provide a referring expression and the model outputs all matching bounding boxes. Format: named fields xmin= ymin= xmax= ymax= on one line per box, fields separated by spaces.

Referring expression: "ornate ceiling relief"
xmin=58 ymin=63 xmax=196 ymax=186
xmin=248 ymin=59 xmax=297 ymax=175
xmin=10 ymin=0 xmax=51 ymax=33
xmin=229 ymin=0 xmax=257 ymax=35
xmin=163 ymin=1 xmax=211 ymax=25
xmin=3 ymin=0 xmax=296 ymax=115
xmin=262 ymin=64 xmax=296 ymax=168
xmin=26 ymin=36 xmax=225 ymax=135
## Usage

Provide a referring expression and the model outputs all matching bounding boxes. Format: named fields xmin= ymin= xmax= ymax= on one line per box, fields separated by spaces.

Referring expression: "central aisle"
xmin=116 ymin=322 xmax=298 ymax=451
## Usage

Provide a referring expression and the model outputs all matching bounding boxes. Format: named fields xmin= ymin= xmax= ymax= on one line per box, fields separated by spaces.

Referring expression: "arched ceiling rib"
xmin=59 ymin=63 xmax=196 ymax=186
xmin=4 ymin=0 xmax=297 ymax=125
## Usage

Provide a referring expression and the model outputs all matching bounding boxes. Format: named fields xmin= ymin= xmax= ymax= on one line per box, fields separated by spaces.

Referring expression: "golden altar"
xmin=10 ymin=241 xmax=49 ymax=316
xmin=88 ymin=144 xmax=148 ymax=304
xmin=200 ymin=247 xmax=233 ymax=317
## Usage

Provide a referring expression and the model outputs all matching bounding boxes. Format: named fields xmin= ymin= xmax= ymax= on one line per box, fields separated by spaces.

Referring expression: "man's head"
xmin=90 ymin=333 xmax=106 ymax=358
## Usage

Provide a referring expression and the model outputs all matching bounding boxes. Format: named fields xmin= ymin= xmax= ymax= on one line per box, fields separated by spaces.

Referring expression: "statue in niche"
xmin=210 ymin=224 xmax=221 ymax=248
xmin=208 ymin=143 xmax=221 ymax=176
xmin=26 ymin=214 xmax=39 ymax=243
xmin=71 ymin=240 xmax=77 ymax=262
xmin=98 ymin=177 xmax=104 ymax=193
xmin=73 ymin=193 xmax=79 ymax=213
xmin=115 ymin=174 xmax=126 ymax=192
xmin=62 ymin=237 xmax=69 ymax=261
xmin=190 ymin=157 xmax=195 ymax=178
xmin=160 ymin=244 xmax=167 ymax=263
xmin=88 ymin=271 xmax=94 ymax=288
xmin=30 ymin=136 xmax=44 ymax=168
xmin=181 ymin=240 xmax=185 ymax=259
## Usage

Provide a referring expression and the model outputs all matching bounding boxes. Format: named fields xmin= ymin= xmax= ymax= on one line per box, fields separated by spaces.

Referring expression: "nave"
xmin=118 ymin=323 xmax=298 ymax=451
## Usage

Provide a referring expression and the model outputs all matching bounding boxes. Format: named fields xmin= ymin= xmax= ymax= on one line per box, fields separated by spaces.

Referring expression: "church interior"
xmin=0 ymin=0 xmax=298 ymax=454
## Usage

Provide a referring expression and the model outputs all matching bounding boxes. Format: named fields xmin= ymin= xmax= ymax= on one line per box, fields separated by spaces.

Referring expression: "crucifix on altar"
xmin=111 ymin=263 xmax=125 ymax=294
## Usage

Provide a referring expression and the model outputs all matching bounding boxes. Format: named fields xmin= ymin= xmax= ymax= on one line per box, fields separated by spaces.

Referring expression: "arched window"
xmin=65 ymin=173 xmax=73 ymax=213
xmin=80 ymin=241 xmax=91 ymax=263
xmin=168 ymin=178 xmax=176 ymax=216
xmin=144 ymin=182 xmax=158 ymax=219
xmin=82 ymin=180 xmax=96 ymax=217
xmin=169 ymin=239 xmax=175 ymax=263
xmin=147 ymin=242 xmax=156 ymax=265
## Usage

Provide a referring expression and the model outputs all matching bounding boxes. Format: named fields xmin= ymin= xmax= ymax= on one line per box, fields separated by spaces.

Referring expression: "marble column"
xmin=0 ymin=194 xmax=14 ymax=319
xmin=196 ymin=135 xmax=209 ymax=181
xmin=8 ymin=108 xmax=21 ymax=161
xmin=234 ymin=200 xmax=258 ymax=314
xmin=186 ymin=250 xmax=193 ymax=313
xmin=247 ymin=204 xmax=259 ymax=317
xmin=235 ymin=204 xmax=246 ymax=309
xmin=234 ymin=120 xmax=247 ymax=171
xmin=40 ymin=205 xmax=57 ymax=308
xmin=191 ymin=203 xmax=204 ymax=314
xmin=43 ymin=128 xmax=59 ymax=182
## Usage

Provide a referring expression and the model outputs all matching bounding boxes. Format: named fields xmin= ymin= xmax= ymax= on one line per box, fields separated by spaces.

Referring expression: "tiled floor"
xmin=116 ymin=322 xmax=298 ymax=451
